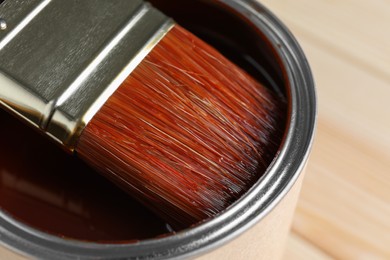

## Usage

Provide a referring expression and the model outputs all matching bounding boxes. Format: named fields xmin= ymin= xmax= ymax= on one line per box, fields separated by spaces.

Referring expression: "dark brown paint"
xmin=0 ymin=109 xmax=171 ymax=242
xmin=0 ymin=0 xmax=286 ymax=242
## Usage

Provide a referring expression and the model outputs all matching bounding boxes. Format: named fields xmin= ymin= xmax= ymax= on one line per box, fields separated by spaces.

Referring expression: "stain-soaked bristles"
xmin=76 ymin=25 xmax=284 ymax=228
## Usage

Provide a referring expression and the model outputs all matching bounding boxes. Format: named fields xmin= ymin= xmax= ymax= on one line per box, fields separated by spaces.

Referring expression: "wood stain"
xmin=0 ymin=108 xmax=172 ymax=242
xmin=0 ymin=0 xmax=286 ymax=243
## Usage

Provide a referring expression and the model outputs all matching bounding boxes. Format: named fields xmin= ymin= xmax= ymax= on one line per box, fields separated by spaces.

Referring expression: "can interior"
xmin=0 ymin=0 xmax=286 ymax=244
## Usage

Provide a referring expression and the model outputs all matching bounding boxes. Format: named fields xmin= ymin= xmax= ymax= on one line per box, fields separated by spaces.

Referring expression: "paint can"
xmin=0 ymin=0 xmax=316 ymax=259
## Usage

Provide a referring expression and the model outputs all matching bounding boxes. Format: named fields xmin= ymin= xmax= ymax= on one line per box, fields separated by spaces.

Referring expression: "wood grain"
xmin=260 ymin=0 xmax=390 ymax=259
xmin=283 ymin=233 xmax=332 ymax=260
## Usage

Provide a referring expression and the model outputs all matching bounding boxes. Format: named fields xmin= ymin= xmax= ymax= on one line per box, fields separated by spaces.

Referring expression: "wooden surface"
xmin=259 ymin=0 xmax=390 ymax=259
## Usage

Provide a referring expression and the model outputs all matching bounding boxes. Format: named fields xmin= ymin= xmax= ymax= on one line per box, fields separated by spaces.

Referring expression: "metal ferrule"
xmin=0 ymin=0 xmax=174 ymax=151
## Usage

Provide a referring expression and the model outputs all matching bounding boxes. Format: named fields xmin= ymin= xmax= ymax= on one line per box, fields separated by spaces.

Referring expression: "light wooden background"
xmin=259 ymin=0 xmax=390 ymax=259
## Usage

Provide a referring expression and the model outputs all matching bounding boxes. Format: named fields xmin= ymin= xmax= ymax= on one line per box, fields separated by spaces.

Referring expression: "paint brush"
xmin=0 ymin=0 xmax=283 ymax=228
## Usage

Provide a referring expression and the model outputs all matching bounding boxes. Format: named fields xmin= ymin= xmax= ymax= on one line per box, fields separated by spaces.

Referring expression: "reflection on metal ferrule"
xmin=0 ymin=0 xmax=173 ymax=151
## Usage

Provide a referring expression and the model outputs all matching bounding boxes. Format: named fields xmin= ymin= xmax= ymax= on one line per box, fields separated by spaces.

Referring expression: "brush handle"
xmin=0 ymin=0 xmax=173 ymax=150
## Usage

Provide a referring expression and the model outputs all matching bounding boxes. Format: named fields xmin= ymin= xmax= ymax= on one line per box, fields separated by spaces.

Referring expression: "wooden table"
xmin=259 ymin=0 xmax=390 ymax=259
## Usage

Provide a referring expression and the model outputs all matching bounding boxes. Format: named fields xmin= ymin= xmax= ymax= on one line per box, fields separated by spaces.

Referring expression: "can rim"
xmin=0 ymin=0 xmax=317 ymax=259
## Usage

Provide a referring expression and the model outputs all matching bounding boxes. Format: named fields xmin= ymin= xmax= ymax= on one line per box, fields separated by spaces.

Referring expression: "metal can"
xmin=0 ymin=0 xmax=316 ymax=259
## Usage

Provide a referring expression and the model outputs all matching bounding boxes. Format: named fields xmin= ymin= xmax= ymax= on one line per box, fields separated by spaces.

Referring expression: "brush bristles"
xmin=76 ymin=25 xmax=283 ymax=228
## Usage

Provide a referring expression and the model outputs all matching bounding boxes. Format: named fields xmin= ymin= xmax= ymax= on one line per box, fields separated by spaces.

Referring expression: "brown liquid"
xmin=0 ymin=109 xmax=172 ymax=242
xmin=0 ymin=0 xmax=286 ymax=243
